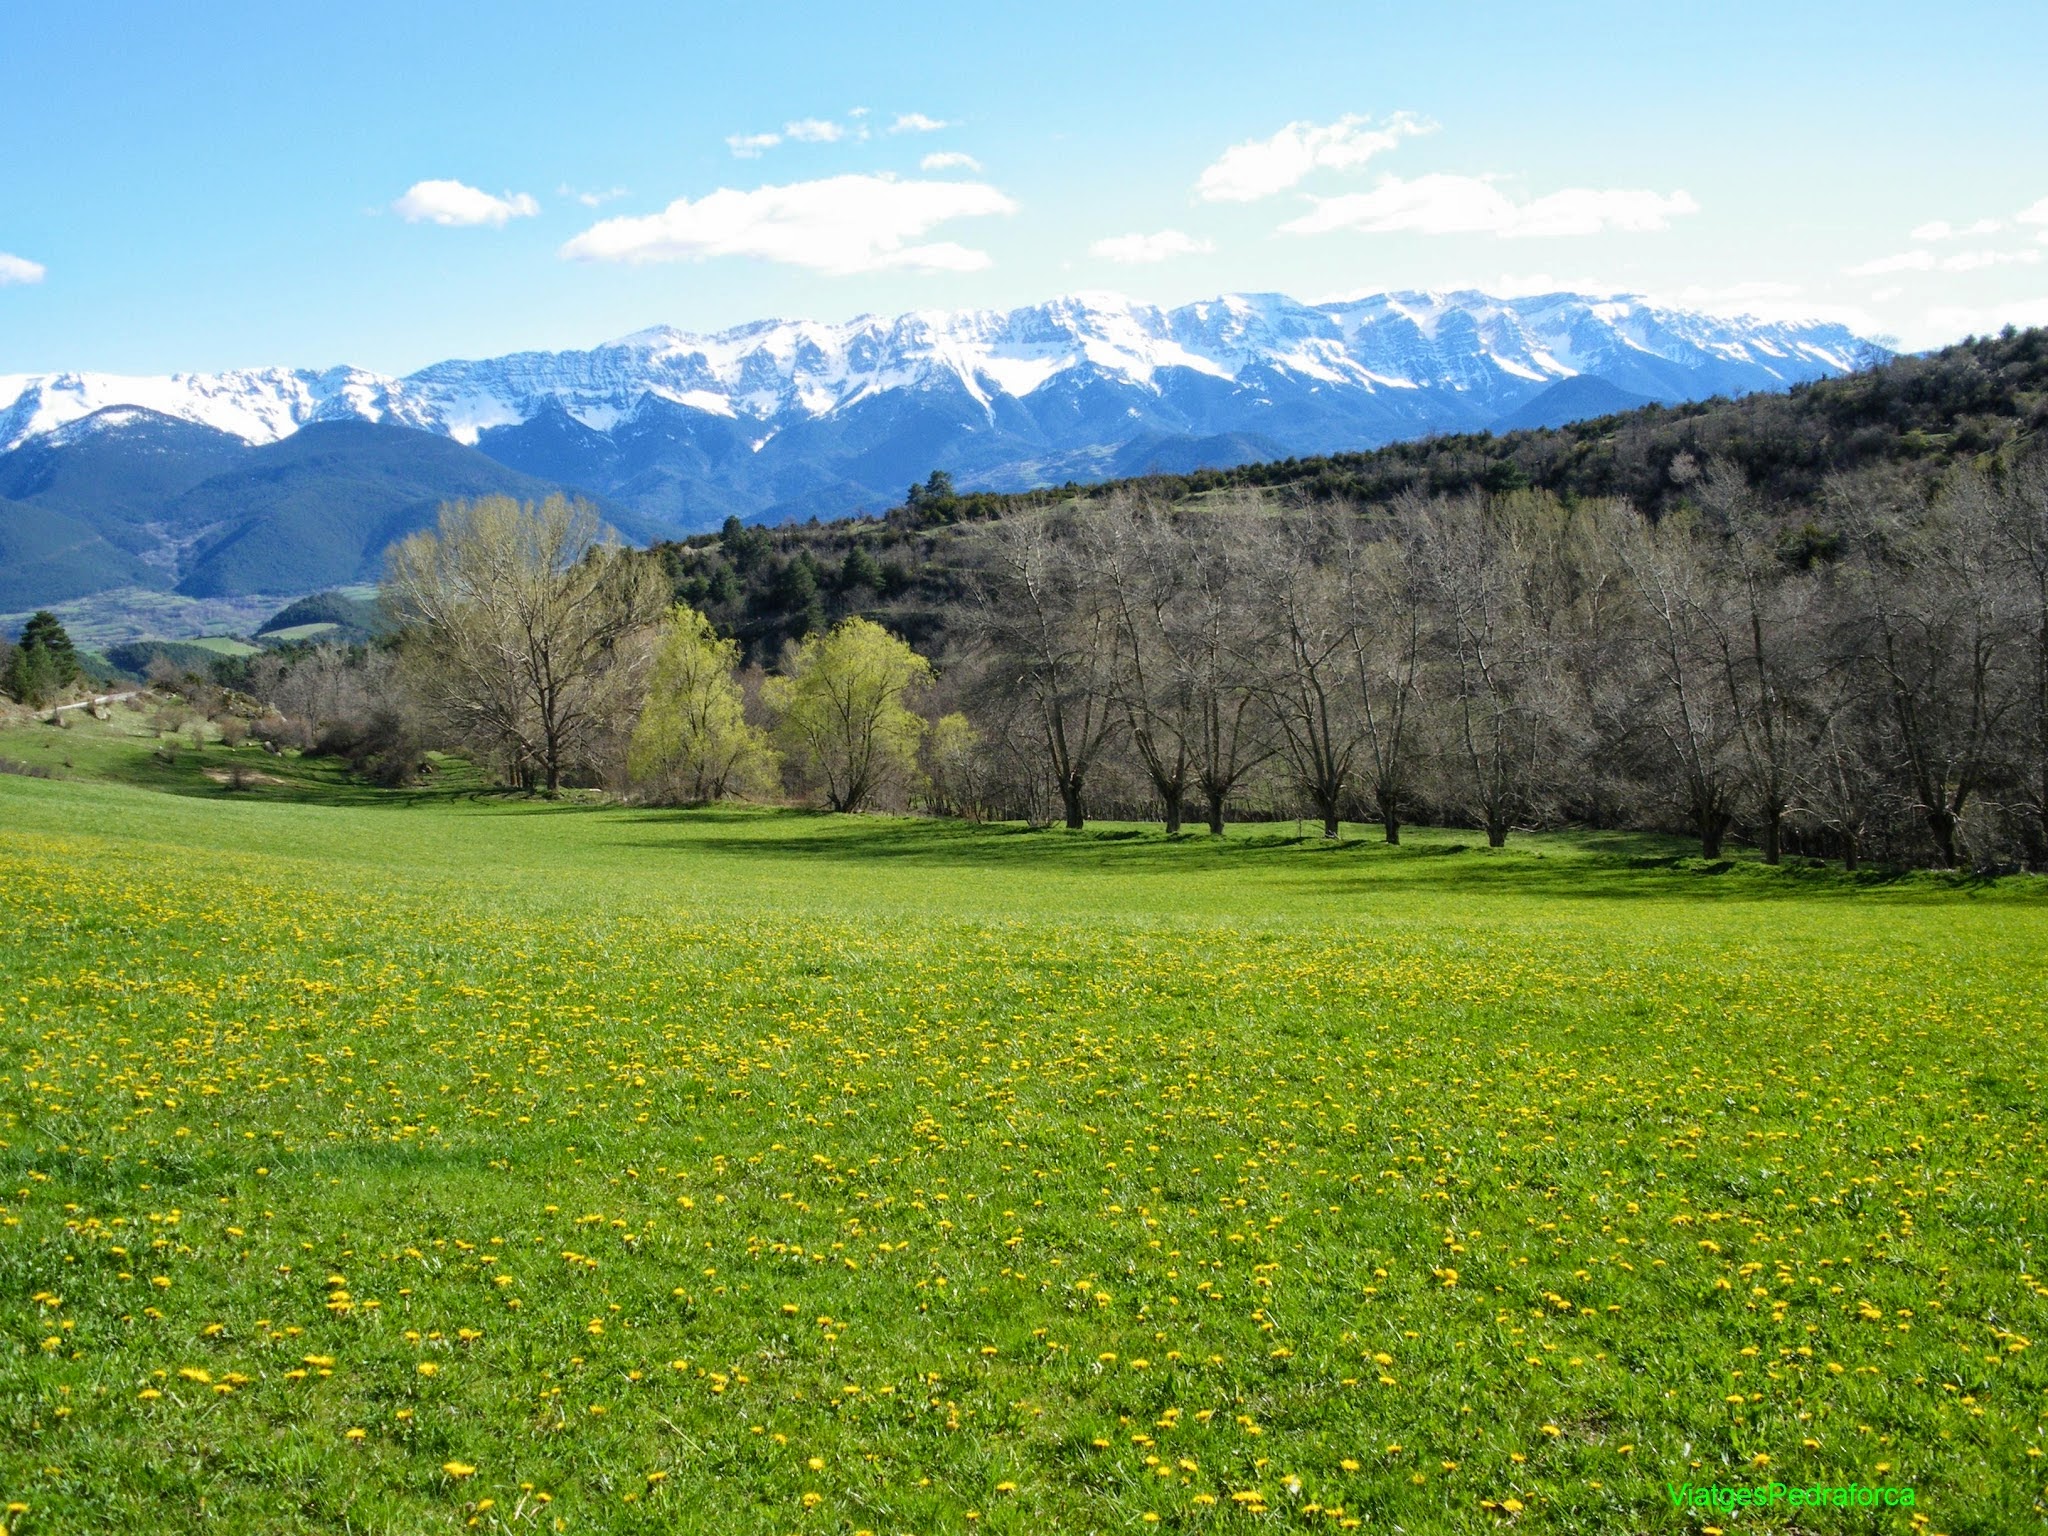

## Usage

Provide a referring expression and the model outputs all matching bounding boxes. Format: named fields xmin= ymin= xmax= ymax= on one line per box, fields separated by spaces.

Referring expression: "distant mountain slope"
xmin=1491 ymin=376 xmax=1657 ymax=433
xmin=0 ymin=408 xmax=649 ymax=609
xmin=0 ymin=493 xmax=155 ymax=610
xmin=1 ymin=290 xmax=1888 ymax=536
xmin=167 ymin=422 xmax=643 ymax=598
xmin=0 ymin=408 xmax=253 ymax=541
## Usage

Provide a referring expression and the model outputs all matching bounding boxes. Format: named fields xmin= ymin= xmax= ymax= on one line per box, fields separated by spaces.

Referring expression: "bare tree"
xmin=1793 ymin=664 xmax=1888 ymax=870
xmin=1989 ymin=452 xmax=2048 ymax=865
xmin=1413 ymin=493 xmax=1558 ymax=848
xmin=1247 ymin=506 xmax=1359 ymax=838
xmin=1090 ymin=497 xmax=1194 ymax=831
xmin=969 ymin=514 xmax=1126 ymax=828
xmin=1831 ymin=470 xmax=2018 ymax=867
xmin=1696 ymin=462 xmax=1813 ymax=863
xmin=1615 ymin=505 xmax=1743 ymax=857
xmin=1171 ymin=496 xmax=1276 ymax=834
xmin=1341 ymin=500 xmax=1425 ymax=843
xmin=386 ymin=494 xmax=668 ymax=795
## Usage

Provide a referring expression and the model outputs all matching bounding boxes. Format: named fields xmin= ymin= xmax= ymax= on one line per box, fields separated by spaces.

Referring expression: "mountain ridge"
xmin=3 ymin=289 xmax=1886 ymax=534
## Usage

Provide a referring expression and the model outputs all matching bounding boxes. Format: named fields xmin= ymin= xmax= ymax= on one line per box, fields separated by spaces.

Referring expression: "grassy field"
xmin=254 ymin=623 xmax=341 ymax=644
xmin=0 ymin=715 xmax=2043 ymax=1534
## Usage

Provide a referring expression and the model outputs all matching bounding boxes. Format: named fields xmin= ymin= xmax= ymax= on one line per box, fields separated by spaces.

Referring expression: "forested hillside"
xmin=657 ymin=325 xmax=2048 ymax=663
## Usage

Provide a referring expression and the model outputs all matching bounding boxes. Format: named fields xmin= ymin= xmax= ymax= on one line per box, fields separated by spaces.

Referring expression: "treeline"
xmin=946 ymin=460 xmax=2048 ymax=870
xmin=211 ymin=437 xmax=2048 ymax=876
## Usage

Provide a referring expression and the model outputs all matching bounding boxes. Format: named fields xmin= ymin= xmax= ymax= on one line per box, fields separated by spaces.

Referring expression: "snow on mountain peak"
xmin=1 ymin=289 xmax=1887 ymax=455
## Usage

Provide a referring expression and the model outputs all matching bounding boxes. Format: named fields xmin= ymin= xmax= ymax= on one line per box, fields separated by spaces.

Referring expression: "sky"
xmin=4 ymin=0 xmax=2047 ymax=376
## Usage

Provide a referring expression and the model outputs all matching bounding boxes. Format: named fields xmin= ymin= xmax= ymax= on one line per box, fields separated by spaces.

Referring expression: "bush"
xmin=316 ymin=707 xmax=426 ymax=787
xmin=250 ymin=714 xmax=313 ymax=753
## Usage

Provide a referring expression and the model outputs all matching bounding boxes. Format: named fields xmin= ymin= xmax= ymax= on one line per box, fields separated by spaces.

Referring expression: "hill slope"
xmin=0 ymin=412 xmax=652 ymax=609
xmin=0 ymin=493 xmax=155 ymax=609
xmin=647 ymin=324 xmax=2048 ymax=663
xmin=168 ymin=421 xmax=647 ymax=598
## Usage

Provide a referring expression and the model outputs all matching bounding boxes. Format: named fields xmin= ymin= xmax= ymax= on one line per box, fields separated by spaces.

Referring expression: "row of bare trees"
xmin=956 ymin=454 xmax=2048 ymax=869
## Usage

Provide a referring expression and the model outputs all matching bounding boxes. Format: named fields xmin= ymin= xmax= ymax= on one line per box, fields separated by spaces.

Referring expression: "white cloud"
xmin=1941 ymin=247 xmax=2041 ymax=272
xmin=559 ymin=184 xmax=628 ymax=208
xmin=2017 ymin=196 xmax=2048 ymax=225
xmin=560 ymin=173 xmax=1017 ymax=274
xmin=0 ymin=252 xmax=46 ymax=285
xmin=1911 ymin=217 xmax=2003 ymax=242
xmin=1196 ymin=112 xmax=1430 ymax=203
xmin=1845 ymin=250 xmax=1935 ymax=276
xmin=392 ymin=180 xmax=539 ymax=227
xmin=1654 ymin=281 xmax=1875 ymax=330
xmin=1281 ymin=173 xmax=1697 ymax=239
xmin=921 ymin=151 xmax=982 ymax=173
xmin=891 ymin=113 xmax=951 ymax=134
xmin=1090 ymin=229 xmax=1215 ymax=264
xmin=1924 ymin=297 xmax=2048 ymax=340
xmin=727 ymin=132 xmax=782 ymax=158
xmin=1471 ymin=272 xmax=1620 ymax=298
xmin=1848 ymin=246 xmax=2041 ymax=276
xmin=784 ymin=118 xmax=846 ymax=143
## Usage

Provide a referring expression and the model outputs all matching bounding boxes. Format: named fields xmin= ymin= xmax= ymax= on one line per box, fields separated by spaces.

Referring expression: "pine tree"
xmin=5 ymin=612 xmax=80 ymax=706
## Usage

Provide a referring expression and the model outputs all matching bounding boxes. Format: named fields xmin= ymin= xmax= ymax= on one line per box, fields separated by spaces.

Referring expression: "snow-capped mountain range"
xmin=3 ymin=290 xmax=1881 ymax=512
xmin=0 ymin=288 xmax=1889 ymax=619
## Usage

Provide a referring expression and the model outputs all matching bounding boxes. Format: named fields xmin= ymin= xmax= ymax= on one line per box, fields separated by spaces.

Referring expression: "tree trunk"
xmin=1699 ymin=812 xmax=1729 ymax=859
xmin=1381 ymin=810 xmax=1401 ymax=846
xmin=1321 ymin=812 xmax=1340 ymax=839
xmin=1842 ymin=833 xmax=1860 ymax=872
xmin=1924 ymin=805 xmax=1960 ymax=869
xmin=1205 ymin=787 xmax=1227 ymax=836
xmin=1761 ymin=808 xmax=1783 ymax=866
xmin=1059 ymin=774 xmax=1085 ymax=830
xmin=1486 ymin=818 xmax=1508 ymax=849
xmin=1161 ymin=786 xmax=1184 ymax=836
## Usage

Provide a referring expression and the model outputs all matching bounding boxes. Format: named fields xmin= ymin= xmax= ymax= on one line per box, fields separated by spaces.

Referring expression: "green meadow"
xmin=0 ymin=715 xmax=2042 ymax=1534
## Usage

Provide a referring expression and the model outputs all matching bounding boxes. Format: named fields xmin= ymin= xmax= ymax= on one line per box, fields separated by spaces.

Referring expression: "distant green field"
xmin=255 ymin=622 xmax=339 ymax=644
xmin=181 ymin=635 xmax=263 ymax=656
xmin=0 ymin=717 xmax=2042 ymax=1534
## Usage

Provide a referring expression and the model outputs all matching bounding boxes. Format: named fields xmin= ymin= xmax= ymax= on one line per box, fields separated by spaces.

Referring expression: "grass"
xmin=0 ymin=715 xmax=2043 ymax=1535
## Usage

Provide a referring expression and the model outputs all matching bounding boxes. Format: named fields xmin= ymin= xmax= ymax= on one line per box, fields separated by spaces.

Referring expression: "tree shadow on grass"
xmin=602 ymin=811 xmax=2042 ymax=904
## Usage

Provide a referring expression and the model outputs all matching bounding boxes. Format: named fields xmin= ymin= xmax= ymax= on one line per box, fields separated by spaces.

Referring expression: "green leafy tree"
xmin=627 ymin=605 xmax=778 ymax=803
xmin=765 ymin=617 xmax=932 ymax=812
xmin=5 ymin=611 xmax=81 ymax=706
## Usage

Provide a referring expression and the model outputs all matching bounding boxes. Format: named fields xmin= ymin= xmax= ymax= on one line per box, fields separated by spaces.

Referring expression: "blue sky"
xmin=4 ymin=0 xmax=2047 ymax=375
